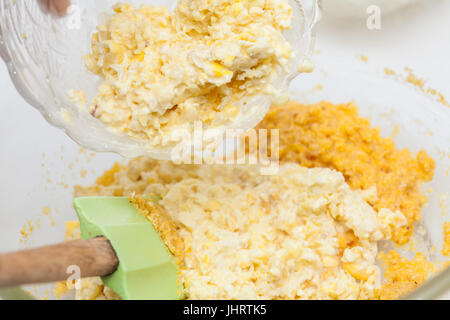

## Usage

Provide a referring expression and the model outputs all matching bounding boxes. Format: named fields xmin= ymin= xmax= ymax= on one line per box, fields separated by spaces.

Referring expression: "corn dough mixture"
xmin=77 ymin=1 xmax=293 ymax=146
xmin=257 ymin=101 xmax=436 ymax=245
xmin=69 ymin=101 xmax=440 ymax=300
xmin=75 ymin=159 xmax=407 ymax=300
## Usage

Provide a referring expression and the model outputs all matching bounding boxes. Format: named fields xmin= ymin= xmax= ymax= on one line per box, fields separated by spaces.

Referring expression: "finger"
xmin=38 ymin=0 xmax=70 ymax=17
xmin=49 ymin=0 xmax=70 ymax=17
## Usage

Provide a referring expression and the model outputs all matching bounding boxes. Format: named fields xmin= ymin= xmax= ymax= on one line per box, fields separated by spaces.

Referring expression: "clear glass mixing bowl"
xmin=0 ymin=0 xmax=320 ymax=159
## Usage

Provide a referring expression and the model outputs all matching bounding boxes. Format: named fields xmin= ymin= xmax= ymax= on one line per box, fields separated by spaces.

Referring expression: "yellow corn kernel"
xmin=133 ymin=51 xmax=145 ymax=62
xmin=91 ymin=33 xmax=99 ymax=44
xmin=65 ymin=221 xmax=80 ymax=240
xmin=239 ymin=33 xmax=255 ymax=42
xmin=85 ymin=284 xmax=104 ymax=300
xmin=105 ymin=41 xmax=124 ymax=64
xmin=224 ymin=55 xmax=235 ymax=64
xmin=108 ymin=41 xmax=122 ymax=54
xmin=113 ymin=3 xmax=132 ymax=13
xmin=20 ymin=225 xmax=28 ymax=238
xmin=208 ymin=200 xmax=221 ymax=211
xmin=211 ymin=62 xmax=232 ymax=77
xmin=233 ymin=4 xmax=242 ymax=16
xmin=53 ymin=282 xmax=69 ymax=299
xmin=343 ymin=263 xmax=371 ymax=281
xmin=229 ymin=0 xmax=243 ymax=16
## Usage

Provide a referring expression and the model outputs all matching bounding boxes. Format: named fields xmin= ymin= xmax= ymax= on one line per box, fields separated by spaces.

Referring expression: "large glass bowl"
xmin=0 ymin=0 xmax=320 ymax=159
xmin=1 ymin=51 xmax=449 ymax=299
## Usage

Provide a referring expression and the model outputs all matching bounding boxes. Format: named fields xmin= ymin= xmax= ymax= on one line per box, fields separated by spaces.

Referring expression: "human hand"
xmin=38 ymin=0 xmax=71 ymax=17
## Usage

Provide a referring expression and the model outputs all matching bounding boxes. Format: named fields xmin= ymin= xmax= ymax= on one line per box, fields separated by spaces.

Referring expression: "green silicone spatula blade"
xmin=73 ymin=197 xmax=183 ymax=300
xmin=0 ymin=287 xmax=36 ymax=300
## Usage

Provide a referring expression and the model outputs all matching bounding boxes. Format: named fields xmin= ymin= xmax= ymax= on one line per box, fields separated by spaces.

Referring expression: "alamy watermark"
xmin=65 ymin=265 xmax=81 ymax=290
xmin=170 ymin=121 xmax=280 ymax=175
xmin=64 ymin=4 xmax=383 ymax=31
xmin=367 ymin=5 xmax=381 ymax=30
xmin=65 ymin=5 xmax=81 ymax=30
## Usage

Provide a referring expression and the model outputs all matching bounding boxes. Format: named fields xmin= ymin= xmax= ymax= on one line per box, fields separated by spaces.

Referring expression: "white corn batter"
xmin=74 ymin=158 xmax=407 ymax=300
xmin=73 ymin=1 xmax=293 ymax=147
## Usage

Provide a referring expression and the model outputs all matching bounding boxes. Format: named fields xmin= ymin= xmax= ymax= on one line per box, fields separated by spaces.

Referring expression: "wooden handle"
xmin=0 ymin=237 xmax=119 ymax=288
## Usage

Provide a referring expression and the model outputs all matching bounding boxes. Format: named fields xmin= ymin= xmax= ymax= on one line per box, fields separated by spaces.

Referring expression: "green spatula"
xmin=0 ymin=197 xmax=183 ymax=300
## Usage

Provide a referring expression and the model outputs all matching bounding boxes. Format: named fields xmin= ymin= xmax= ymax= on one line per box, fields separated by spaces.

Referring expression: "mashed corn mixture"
xmin=76 ymin=159 xmax=407 ymax=299
xmin=375 ymin=251 xmax=437 ymax=300
xmin=79 ymin=1 xmax=293 ymax=146
xmin=72 ymin=101 xmax=440 ymax=300
xmin=257 ymin=101 xmax=436 ymax=245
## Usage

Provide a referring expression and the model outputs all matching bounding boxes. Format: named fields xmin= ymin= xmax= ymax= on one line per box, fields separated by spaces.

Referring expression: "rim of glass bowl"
xmin=0 ymin=0 xmax=321 ymax=160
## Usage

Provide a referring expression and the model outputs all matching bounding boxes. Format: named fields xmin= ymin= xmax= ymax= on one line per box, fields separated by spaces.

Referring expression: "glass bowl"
xmin=1 ymin=51 xmax=449 ymax=299
xmin=0 ymin=0 xmax=320 ymax=159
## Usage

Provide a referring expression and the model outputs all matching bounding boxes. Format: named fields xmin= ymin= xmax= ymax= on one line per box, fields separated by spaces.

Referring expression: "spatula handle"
xmin=0 ymin=237 xmax=119 ymax=288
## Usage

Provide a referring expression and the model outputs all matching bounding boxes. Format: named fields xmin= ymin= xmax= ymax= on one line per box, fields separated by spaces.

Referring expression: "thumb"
xmin=38 ymin=0 xmax=71 ymax=17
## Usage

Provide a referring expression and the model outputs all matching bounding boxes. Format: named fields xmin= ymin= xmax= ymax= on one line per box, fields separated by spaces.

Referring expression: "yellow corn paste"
xmin=257 ymin=101 xmax=435 ymax=245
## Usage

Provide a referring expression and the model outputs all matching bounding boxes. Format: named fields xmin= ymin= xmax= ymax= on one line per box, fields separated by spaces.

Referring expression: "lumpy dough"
xmin=75 ymin=158 xmax=407 ymax=300
xmin=75 ymin=1 xmax=293 ymax=147
xmin=257 ymin=101 xmax=436 ymax=245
